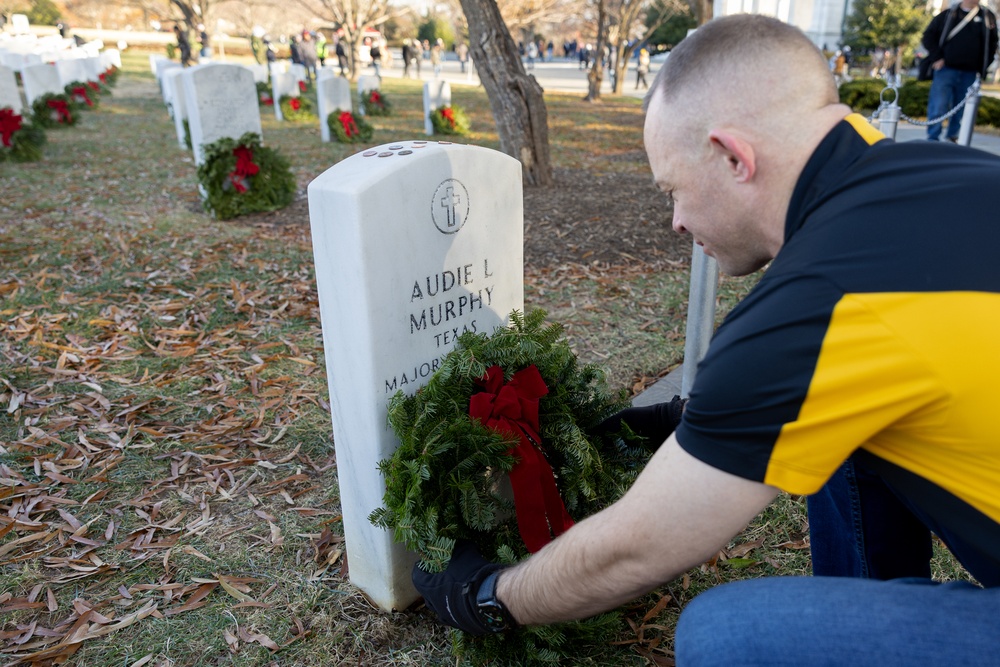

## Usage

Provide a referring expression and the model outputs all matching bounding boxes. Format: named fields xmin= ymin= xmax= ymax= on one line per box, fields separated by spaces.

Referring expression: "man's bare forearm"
xmin=495 ymin=436 xmax=779 ymax=625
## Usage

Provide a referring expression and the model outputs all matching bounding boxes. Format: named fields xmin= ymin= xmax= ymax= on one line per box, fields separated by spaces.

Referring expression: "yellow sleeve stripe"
xmin=844 ymin=113 xmax=886 ymax=146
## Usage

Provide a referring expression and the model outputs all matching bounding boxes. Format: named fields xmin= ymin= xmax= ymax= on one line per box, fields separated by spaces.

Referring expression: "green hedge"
xmin=838 ymin=77 xmax=1000 ymax=128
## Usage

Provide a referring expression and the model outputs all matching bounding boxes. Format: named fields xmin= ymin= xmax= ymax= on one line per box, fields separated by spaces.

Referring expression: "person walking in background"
xmin=370 ymin=39 xmax=383 ymax=81
xmin=316 ymin=32 xmax=328 ymax=67
xmin=922 ymin=0 xmax=998 ymax=141
xmin=636 ymin=48 xmax=650 ymax=89
xmin=173 ymin=24 xmax=192 ymax=67
xmin=526 ymin=40 xmax=538 ymax=69
xmin=457 ymin=42 xmax=469 ymax=73
xmin=289 ymin=34 xmax=303 ymax=66
xmin=431 ymin=39 xmax=443 ymax=77
xmin=198 ymin=24 xmax=210 ymax=58
xmin=300 ymin=31 xmax=318 ymax=83
xmin=335 ymin=38 xmax=348 ymax=76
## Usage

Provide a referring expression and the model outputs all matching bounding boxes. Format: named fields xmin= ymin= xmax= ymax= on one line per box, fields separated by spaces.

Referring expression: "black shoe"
xmin=946 ymin=137 xmax=958 ymax=143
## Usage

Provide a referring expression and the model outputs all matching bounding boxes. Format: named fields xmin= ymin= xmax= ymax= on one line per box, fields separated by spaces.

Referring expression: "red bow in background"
xmin=469 ymin=365 xmax=575 ymax=553
xmin=0 ymin=108 xmax=23 ymax=147
xmin=338 ymin=111 xmax=358 ymax=137
xmin=441 ymin=106 xmax=456 ymax=128
xmin=298 ymin=80 xmax=307 ymax=93
xmin=289 ymin=98 xmax=301 ymax=111
xmin=228 ymin=145 xmax=259 ymax=194
xmin=47 ymin=98 xmax=72 ymax=124
xmin=71 ymin=86 xmax=93 ymax=107
xmin=370 ymin=90 xmax=382 ymax=105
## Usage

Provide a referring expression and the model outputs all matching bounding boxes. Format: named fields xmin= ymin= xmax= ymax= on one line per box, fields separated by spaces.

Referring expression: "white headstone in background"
xmin=423 ymin=80 xmax=451 ymax=136
xmin=289 ymin=63 xmax=307 ymax=85
xmin=0 ymin=64 xmax=23 ymax=113
xmin=150 ymin=54 xmax=168 ymax=74
xmin=10 ymin=15 xmax=30 ymax=34
xmin=183 ymin=63 xmax=261 ymax=165
xmin=316 ymin=76 xmax=351 ymax=142
xmin=164 ymin=68 xmax=189 ymax=148
xmin=101 ymin=49 xmax=122 ymax=70
xmin=308 ymin=141 xmax=524 ymax=611
xmin=316 ymin=66 xmax=338 ymax=81
xmin=55 ymin=58 xmax=89 ymax=87
xmin=21 ymin=63 xmax=62 ymax=105
xmin=245 ymin=63 xmax=268 ymax=84
xmin=82 ymin=57 xmax=102 ymax=82
xmin=268 ymin=61 xmax=287 ymax=78
xmin=271 ymin=70 xmax=297 ymax=122
xmin=356 ymin=74 xmax=379 ymax=117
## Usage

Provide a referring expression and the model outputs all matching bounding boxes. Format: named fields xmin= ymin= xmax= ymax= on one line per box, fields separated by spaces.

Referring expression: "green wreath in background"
xmin=278 ymin=94 xmax=315 ymax=122
xmin=196 ymin=132 xmax=296 ymax=220
xmin=256 ymin=81 xmax=273 ymax=106
xmin=362 ymin=89 xmax=391 ymax=116
xmin=64 ymin=80 xmax=100 ymax=110
xmin=0 ymin=107 xmax=46 ymax=163
xmin=371 ymin=309 xmax=652 ymax=665
xmin=430 ymin=104 xmax=470 ymax=135
xmin=327 ymin=108 xmax=373 ymax=143
xmin=99 ymin=66 xmax=119 ymax=87
xmin=31 ymin=93 xmax=77 ymax=128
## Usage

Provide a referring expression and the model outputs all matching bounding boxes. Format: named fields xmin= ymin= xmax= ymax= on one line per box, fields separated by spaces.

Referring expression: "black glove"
xmin=599 ymin=395 xmax=687 ymax=447
xmin=412 ymin=541 xmax=505 ymax=635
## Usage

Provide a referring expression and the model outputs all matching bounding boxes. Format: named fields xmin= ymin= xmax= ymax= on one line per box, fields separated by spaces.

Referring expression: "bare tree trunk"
xmin=612 ymin=41 xmax=635 ymax=94
xmin=459 ymin=0 xmax=554 ymax=186
xmin=692 ymin=0 xmax=711 ymax=24
xmin=585 ymin=0 xmax=607 ymax=101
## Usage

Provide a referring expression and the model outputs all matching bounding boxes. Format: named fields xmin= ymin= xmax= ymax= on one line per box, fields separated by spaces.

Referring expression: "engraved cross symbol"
xmin=440 ymin=186 xmax=462 ymax=228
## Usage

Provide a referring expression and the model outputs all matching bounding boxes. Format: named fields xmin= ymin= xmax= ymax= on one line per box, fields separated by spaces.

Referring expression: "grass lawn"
xmin=1 ymin=52 xmax=968 ymax=666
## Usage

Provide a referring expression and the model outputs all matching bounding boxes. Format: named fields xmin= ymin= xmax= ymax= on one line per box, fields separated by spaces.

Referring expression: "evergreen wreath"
xmin=278 ymin=94 xmax=315 ymax=122
xmin=371 ymin=309 xmax=652 ymax=665
xmin=362 ymin=88 xmax=391 ymax=116
xmin=64 ymin=80 xmax=99 ymax=109
xmin=327 ymin=108 xmax=373 ymax=143
xmin=0 ymin=107 xmax=46 ymax=163
xmin=99 ymin=66 xmax=120 ymax=87
xmin=195 ymin=132 xmax=296 ymax=221
xmin=256 ymin=81 xmax=274 ymax=106
xmin=430 ymin=104 xmax=470 ymax=135
xmin=31 ymin=93 xmax=77 ymax=128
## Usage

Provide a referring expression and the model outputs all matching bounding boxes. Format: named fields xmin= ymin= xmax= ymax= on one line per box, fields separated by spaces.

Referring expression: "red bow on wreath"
xmin=47 ymin=98 xmax=72 ymax=124
xmin=99 ymin=72 xmax=107 ymax=84
xmin=87 ymin=81 xmax=100 ymax=92
xmin=290 ymin=98 xmax=301 ymax=111
xmin=71 ymin=86 xmax=93 ymax=107
xmin=469 ymin=365 xmax=575 ymax=553
xmin=369 ymin=90 xmax=382 ymax=105
xmin=441 ymin=106 xmax=456 ymax=128
xmin=338 ymin=110 xmax=358 ymax=137
xmin=298 ymin=80 xmax=307 ymax=93
xmin=0 ymin=108 xmax=23 ymax=148
xmin=228 ymin=145 xmax=260 ymax=194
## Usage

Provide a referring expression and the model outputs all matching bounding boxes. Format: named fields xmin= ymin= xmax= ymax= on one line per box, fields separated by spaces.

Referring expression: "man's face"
xmin=643 ymin=95 xmax=774 ymax=277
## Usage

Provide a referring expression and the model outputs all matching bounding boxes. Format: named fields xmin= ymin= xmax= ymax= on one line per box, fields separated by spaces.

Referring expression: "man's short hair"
xmin=646 ymin=14 xmax=830 ymax=110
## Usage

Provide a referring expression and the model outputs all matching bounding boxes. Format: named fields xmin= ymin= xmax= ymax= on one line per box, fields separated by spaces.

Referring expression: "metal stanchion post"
xmin=958 ymin=77 xmax=982 ymax=147
xmin=878 ymin=86 xmax=900 ymax=140
xmin=680 ymin=245 xmax=719 ymax=398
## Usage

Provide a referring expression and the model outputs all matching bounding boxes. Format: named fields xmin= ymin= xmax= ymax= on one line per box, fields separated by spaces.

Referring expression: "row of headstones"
xmin=0 ymin=49 xmax=121 ymax=113
xmin=0 ymin=33 xmax=106 ymax=73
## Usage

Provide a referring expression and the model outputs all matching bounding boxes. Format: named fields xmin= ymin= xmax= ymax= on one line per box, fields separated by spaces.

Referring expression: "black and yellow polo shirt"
xmin=676 ymin=114 xmax=1000 ymax=584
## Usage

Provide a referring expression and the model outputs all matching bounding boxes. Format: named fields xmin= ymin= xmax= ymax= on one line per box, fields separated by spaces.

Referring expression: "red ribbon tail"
xmin=508 ymin=440 xmax=575 ymax=553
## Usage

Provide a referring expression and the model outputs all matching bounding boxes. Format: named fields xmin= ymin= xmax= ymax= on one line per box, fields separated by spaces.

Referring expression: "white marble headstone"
xmin=316 ymin=76 xmax=352 ymax=142
xmin=101 ymin=49 xmax=122 ymax=70
xmin=164 ymin=68 xmax=189 ymax=148
xmin=289 ymin=63 xmax=308 ymax=84
xmin=271 ymin=71 xmax=297 ymax=122
xmin=21 ymin=63 xmax=62 ymax=105
xmin=182 ymin=63 xmax=261 ymax=165
xmin=423 ymin=80 xmax=451 ymax=136
xmin=356 ymin=74 xmax=379 ymax=117
xmin=156 ymin=61 xmax=183 ymax=98
xmin=307 ymin=140 xmax=524 ymax=611
xmin=82 ymin=57 xmax=103 ymax=82
xmin=316 ymin=66 xmax=338 ymax=81
xmin=245 ymin=63 xmax=268 ymax=84
xmin=55 ymin=58 xmax=89 ymax=87
xmin=0 ymin=64 xmax=23 ymax=113
xmin=149 ymin=54 xmax=168 ymax=74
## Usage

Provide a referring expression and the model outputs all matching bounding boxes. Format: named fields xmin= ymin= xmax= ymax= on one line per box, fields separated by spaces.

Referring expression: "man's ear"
xmin=708 ymin=129 xmax=756 ymax=183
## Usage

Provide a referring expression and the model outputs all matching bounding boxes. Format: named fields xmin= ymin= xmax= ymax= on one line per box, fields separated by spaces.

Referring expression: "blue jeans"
xmin=674 ymin=457 xmax=998 ymax=665
xmin=927 ymin=66 xmax=978 ymax=141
